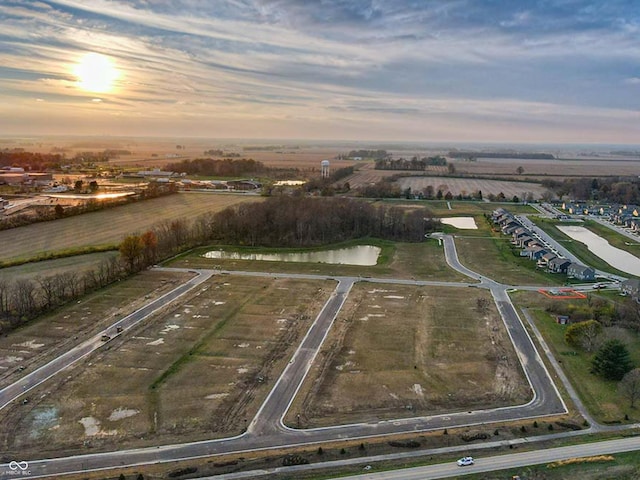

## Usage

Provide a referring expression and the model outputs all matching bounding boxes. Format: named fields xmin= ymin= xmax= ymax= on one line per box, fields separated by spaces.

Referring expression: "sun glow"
xmin=73 ymin=52 xmax=119 ymax=93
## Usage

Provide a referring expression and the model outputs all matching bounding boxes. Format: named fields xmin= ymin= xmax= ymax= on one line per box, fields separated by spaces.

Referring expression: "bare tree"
xmin=11 ymin=279 xmax=37 ymax=319
xmin=37 ymin=275 xmax=59 ymax=309
xmin=619 ymin=368 xmax=640 ymax=409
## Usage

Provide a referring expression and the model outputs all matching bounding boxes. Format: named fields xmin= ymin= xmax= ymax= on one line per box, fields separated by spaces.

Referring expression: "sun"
xmin=73 ymin=52 xmax=119 ymax=93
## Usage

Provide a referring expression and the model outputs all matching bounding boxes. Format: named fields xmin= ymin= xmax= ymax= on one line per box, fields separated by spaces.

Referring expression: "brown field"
xmin=395 ymin=177 xmax=550 ymax=199
xmin=0 ymin=192 xmax=257 ymax=262
xmin=453 ymin=157 xmax=640 ymax=178
xmin=285 ymin=283 xmax=530 ymax=428
xmin=0 ymin=275 xmax=332 ymax=457
xmin=0 ymin=270 xmax=193 ymax=389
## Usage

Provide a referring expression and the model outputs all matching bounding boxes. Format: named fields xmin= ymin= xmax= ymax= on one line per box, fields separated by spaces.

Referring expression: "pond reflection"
xmin=203 ymin=245 xmax=381 ymax=266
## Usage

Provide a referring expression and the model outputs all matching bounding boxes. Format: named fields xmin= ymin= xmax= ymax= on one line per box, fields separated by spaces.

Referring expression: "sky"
xmin=1 ymin=0 xmax=639 ymax=143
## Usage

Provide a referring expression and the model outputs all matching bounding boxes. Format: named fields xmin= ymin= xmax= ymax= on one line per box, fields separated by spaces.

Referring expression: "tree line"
xmin=374 ymin=156 xmax=447 ymax=170
xmin=1 ymin=197 xmax=438 ymax=334
xmin=542 ymin=177 xmax=640 ymax=204
xmin=165 ymin=158 xmax=267 ymax=177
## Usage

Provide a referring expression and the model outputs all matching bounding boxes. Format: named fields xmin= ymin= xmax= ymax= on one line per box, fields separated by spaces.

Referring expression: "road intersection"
xmin=0 ymin=234 xmax=632 ymax=479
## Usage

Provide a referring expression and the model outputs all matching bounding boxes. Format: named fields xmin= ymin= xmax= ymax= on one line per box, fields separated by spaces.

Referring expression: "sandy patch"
xmin=3 ymin=356 xmax=23 ymax=363
xmin=412 ymin=384 xmax=424 ymax=396
xmin=146 ymin=338 xmax=164 ymax=346
xmin=79 ymin=417 xmax=117 ymax=437
xmin=13 ymin=340 xmax=45 ymax=349
xmin=205 ymin=393 xmax=229 ymax=400
xmin=160 ymin=324 xmax=180 ymax=334
xmin=384 ymin=295 xmax=405 ymax=299
xmin=108 ymin=408 xmax=139 ymax=421
xmin=441 ymin=216 xmax=478 ymax=229
xmin=236 ymin=343 xmax=250 ymax=348
xmin=237 ymin=367 xmax=249 ymax=374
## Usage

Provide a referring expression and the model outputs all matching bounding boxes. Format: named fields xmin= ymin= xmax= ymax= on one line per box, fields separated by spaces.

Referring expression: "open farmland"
xmin=286 ymin=283 xmax=530 ymax=428
xmin=0 ymin=270 xmax=193 ymax=389
xmin=0 ymin=192 xmax=258 ymax=263
xmin=454 ymin=156 xmax=640 ymax=178
xmin=0 ymin=275 xmax=332 ymax=456
xmin=396 ymin=177 xmax=549 ymax=199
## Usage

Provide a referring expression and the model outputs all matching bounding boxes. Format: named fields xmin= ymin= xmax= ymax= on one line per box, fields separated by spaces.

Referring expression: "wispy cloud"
xmin=0 ymin=0 xmax=639 ymax=141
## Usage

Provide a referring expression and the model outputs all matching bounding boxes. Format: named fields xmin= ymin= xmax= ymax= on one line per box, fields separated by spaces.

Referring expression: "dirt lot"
xmin=0 ymin=270 xmax=193 ymax=390
xmin=286 ymin=283 xmax=531 ymax=427
xmin=0 ymin=275 xmax=333 ymax=458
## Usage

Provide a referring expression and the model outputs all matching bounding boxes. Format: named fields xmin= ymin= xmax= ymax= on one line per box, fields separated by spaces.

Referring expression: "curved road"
xmin=0 ymin=235 xmax=617 ymax=480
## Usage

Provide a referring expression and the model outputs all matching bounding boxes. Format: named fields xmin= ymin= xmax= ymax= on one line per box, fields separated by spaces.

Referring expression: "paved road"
xmin=323 ymin=436 xmax=640 ymax=480
xmin=0 ymin=270 xmax=212 ymax=412
xmin=0 ymin=236 xmax=616 ymax=479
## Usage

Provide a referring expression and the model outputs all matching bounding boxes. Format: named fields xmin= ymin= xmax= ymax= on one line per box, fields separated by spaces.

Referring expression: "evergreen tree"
xmin=591 ymin=339 xmax=634 ymax=381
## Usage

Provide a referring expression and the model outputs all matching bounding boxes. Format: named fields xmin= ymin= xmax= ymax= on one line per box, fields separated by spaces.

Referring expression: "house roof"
xmin=549 ymin=257 xmax=571 ymax=267
xmin=568 ymin=263 xmax=594 ymax=274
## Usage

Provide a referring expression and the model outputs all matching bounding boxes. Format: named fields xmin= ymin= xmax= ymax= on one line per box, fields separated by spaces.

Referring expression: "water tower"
xmin=321 ymin=159 xmax=330 ymax=178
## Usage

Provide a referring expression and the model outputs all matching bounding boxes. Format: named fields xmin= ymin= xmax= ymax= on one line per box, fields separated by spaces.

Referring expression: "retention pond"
xmin=203 ymin=245 xmax=381 ymax=266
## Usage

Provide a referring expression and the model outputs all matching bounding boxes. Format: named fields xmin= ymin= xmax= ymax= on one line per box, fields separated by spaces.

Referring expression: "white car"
xmin=457 ymin=456 xmax=474 ymax=466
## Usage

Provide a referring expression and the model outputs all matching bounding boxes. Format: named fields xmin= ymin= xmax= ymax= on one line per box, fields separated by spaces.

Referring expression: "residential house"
xmin=621 ymin=279 xmax=640 ymax=301
xmin=548 ymin=258 xmax=571 ymax=274
xmin=525 ymin=245 xmax=548 ymax=260
xmin=538 ymin=252 xmax=557 ymax=267
xmin=567 ymin=263 xmax=596 ymax=281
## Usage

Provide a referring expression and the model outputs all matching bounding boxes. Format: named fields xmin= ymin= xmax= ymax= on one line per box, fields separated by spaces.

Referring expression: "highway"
xmin=0 ymin=234 xmax=630 ymax=480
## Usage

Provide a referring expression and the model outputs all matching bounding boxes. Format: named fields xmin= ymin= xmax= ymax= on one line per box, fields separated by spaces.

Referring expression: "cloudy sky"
xmin=1 ymin=0 xmax=639 ymax=143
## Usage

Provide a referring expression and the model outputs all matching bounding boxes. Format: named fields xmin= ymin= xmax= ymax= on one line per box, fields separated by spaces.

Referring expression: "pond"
xmin=557 ymin=226 xmax=640 ymax=276
xmin=203 ymin=245 xmax=381 ymax=266
xmin=440 ymin=217 xmax=478 ymax=229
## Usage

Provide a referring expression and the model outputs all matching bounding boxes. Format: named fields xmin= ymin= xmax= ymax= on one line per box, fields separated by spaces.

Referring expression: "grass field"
xmin=513 ymin=291 xmax=640 ymax=424
xmin=451 ymin=216 xmax=562 ymax=286
xmin=0 ymin=275 xmax=332 ymax=457
xmin=167 ymin=239 xmax=467 ymax=282
xmin=378 ymin=199 xmax=537 ymax=216
xmin=0 ymin=251 xmax=118 ymax=282
xmin=0 ymin=192 xmax=257 ymax=263
xmin=285 ymin=283 xmax=530 ymax=427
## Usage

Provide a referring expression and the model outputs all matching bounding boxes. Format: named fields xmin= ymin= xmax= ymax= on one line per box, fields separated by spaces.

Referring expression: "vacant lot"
xmin=0 ymin=192 xmax=257 ymax=262
xmin=454 ymin=233 xmax=561 ymax=286
xmin=0 ymin=270 xmax=193 ymax=390
xmin=0 ymin=275 xmax=332 ymax=457
xmin=286 ymin=283 xmax=530 ymax=427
